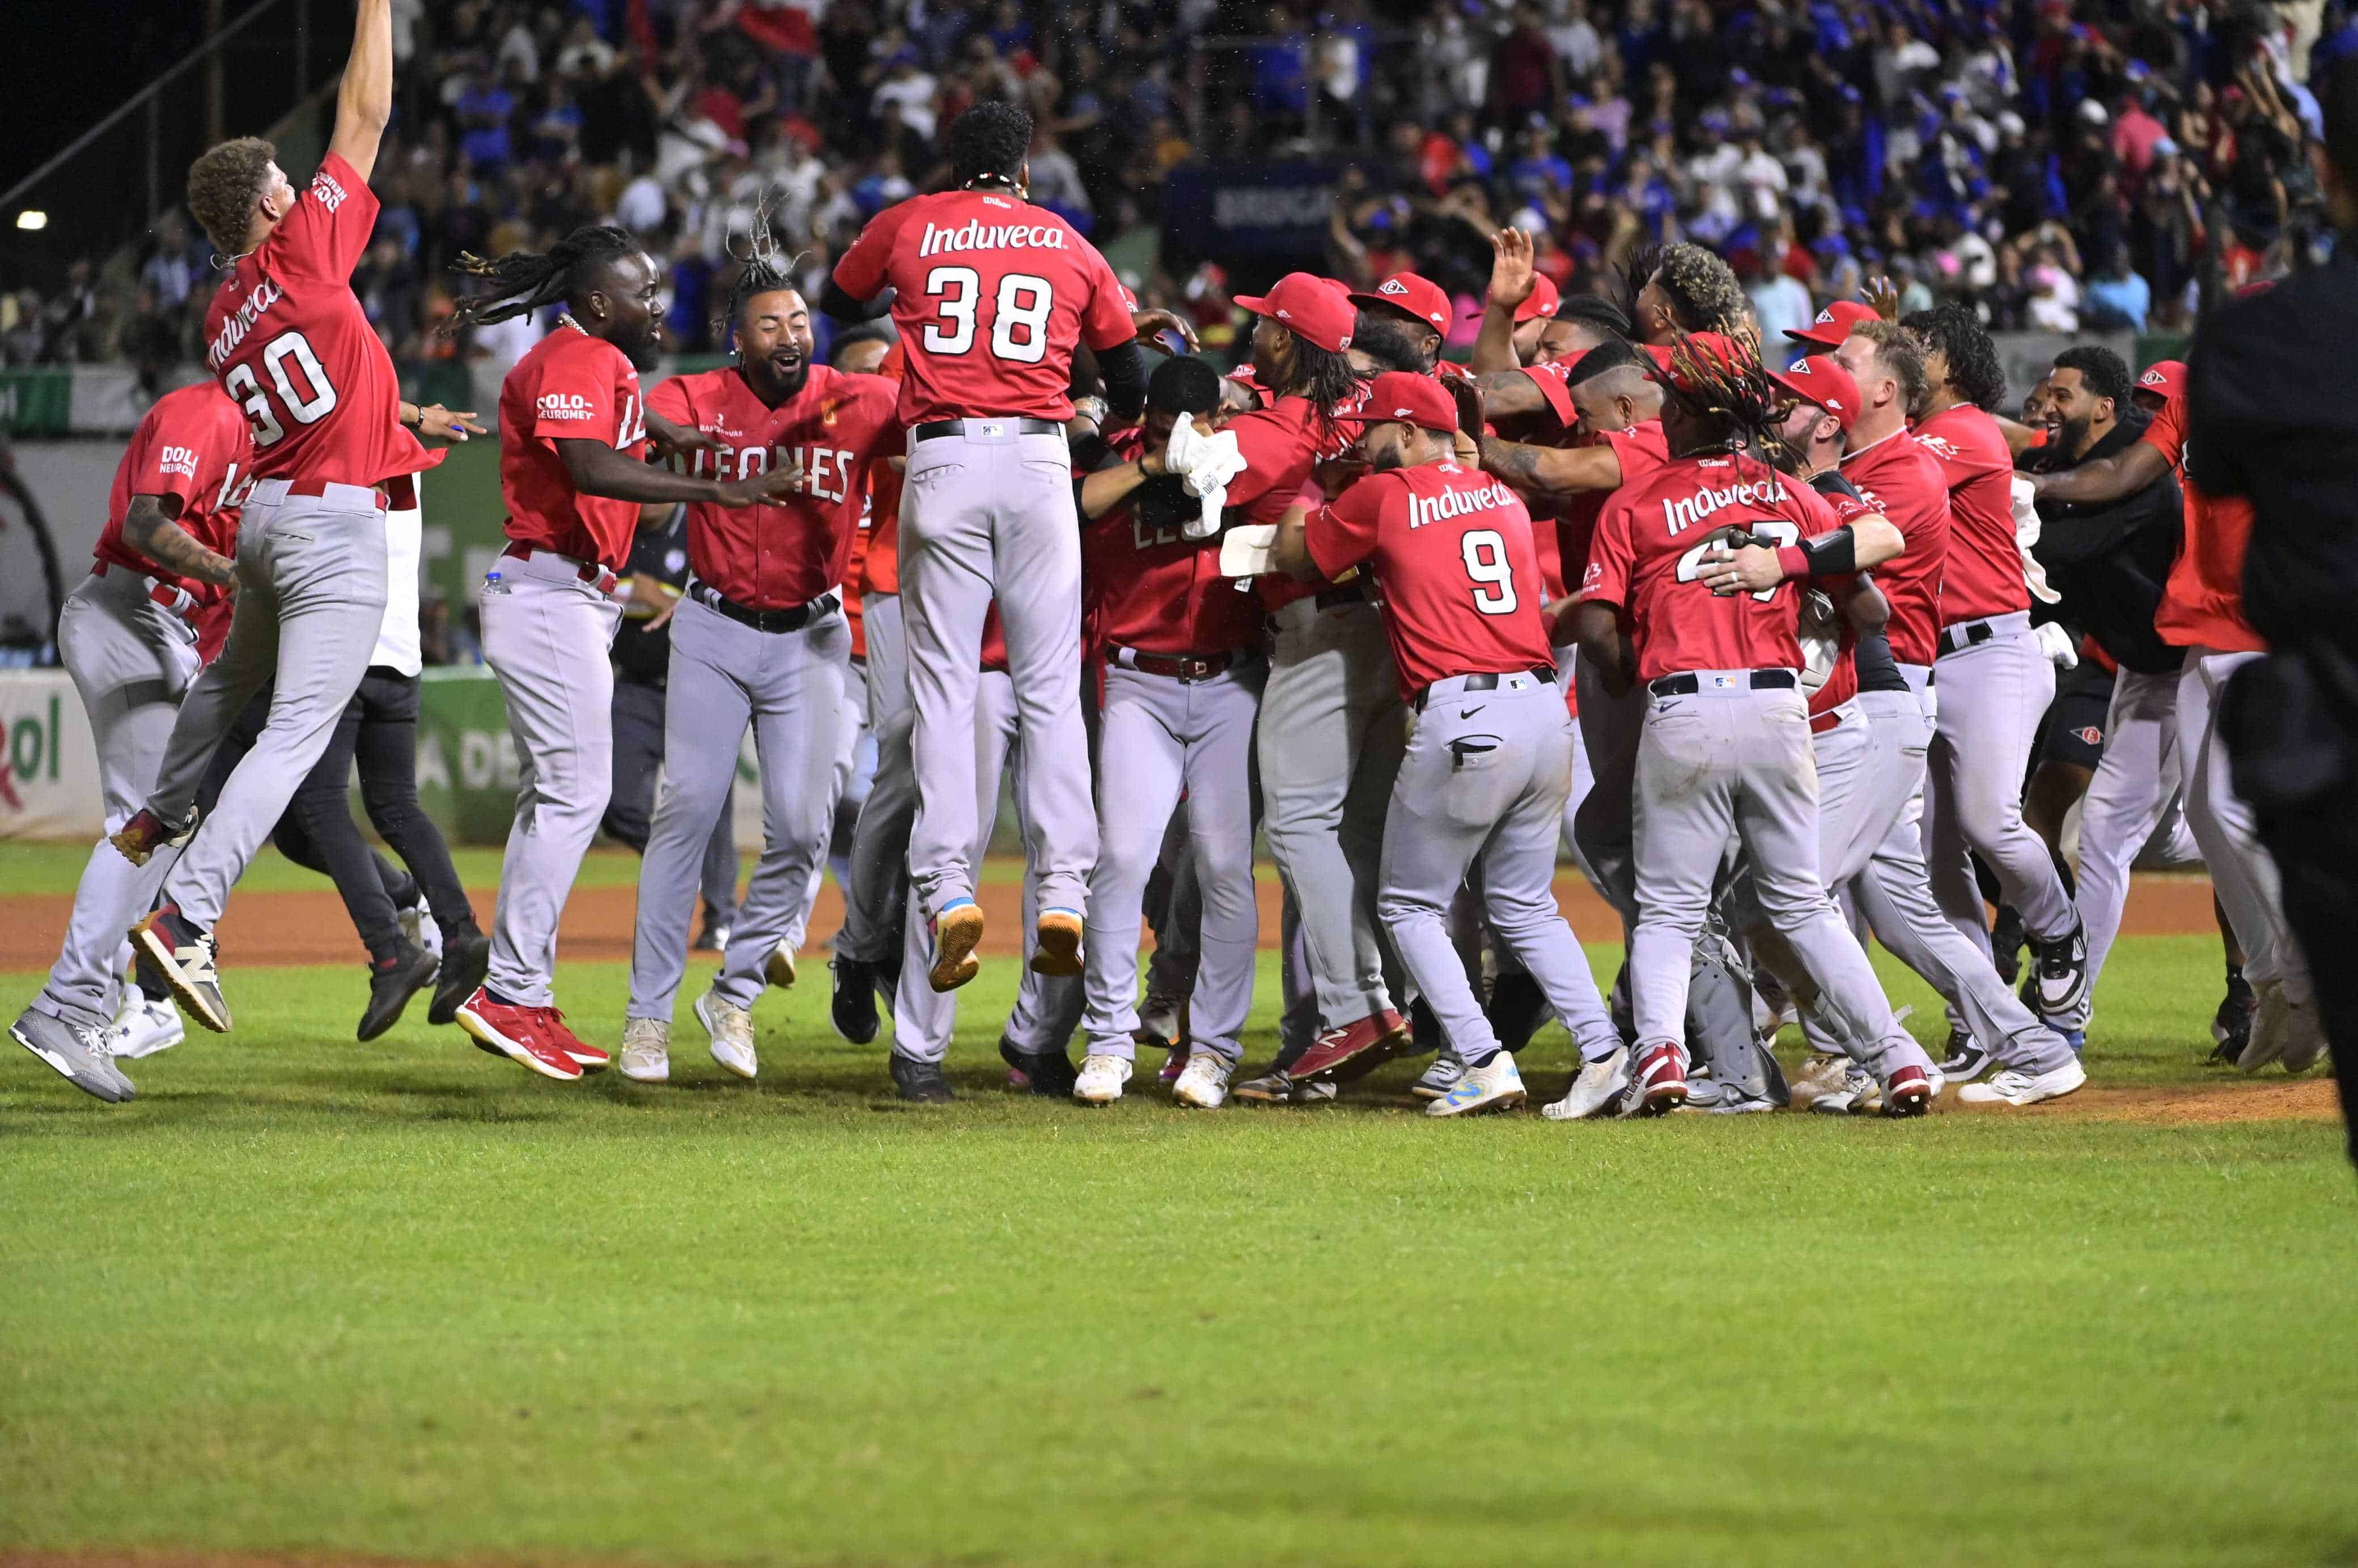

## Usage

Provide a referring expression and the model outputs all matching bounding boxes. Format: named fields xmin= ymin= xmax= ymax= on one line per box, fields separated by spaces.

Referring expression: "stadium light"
xmin=15 ymin=211 xmax=46 ymax=231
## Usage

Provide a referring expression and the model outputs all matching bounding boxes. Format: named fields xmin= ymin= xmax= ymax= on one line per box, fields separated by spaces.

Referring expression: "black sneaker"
xmin=132 ymin=905 xmax=230 ymax=1032
xmin=358 ymin=939 xmax=440 ymax=1041
xmin=427 ymin=929 xmax=490 ymax=1026
xmin=832 ymin=955 xmax=881 ymax=1044
xmin=2209 ymin=965 xmax=2256 ymax=1065
xmin=1936 ymin=1028 xmax=1996 ymax=1083
xmin=1485 ymin=969 xmax=1550 ymax=1053
xmin=1409 ymin=995 xmax=1442 ymax=1057
xmin=1990 ymin=905 xmax=2027 ymax=987
xmin=889 ymin=1053 xmax=954 ymax=1103
xmin=999 ymin=1038 xmax=1077 ymax=1097
xmin=2029 ymin=919 xmax=2089 ymax=1015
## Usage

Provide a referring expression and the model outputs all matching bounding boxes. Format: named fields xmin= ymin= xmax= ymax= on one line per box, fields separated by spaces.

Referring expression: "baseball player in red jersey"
xmin=1576 ymin=334 xmax=1936 ymax=1117
xmin=439 ymin=226 xmax=803 ymax=1081
xmin=115 ymin=1 xmax=447 ymax=1035
xmin=2033 ymin=363 xmax=2317 ymax=1070
xmin=825 ymin=101 xmax=1146 ymax=993
xmin=10 ymin=384 xmax=251 ymax=1099
xmin=1899 ymin=305 xmax=2091 ymax=1017
xmin=614 ymin=268 xmax=901 ymax=1086
xmin=1266 ymin=372 xmax=1619 ymax=1114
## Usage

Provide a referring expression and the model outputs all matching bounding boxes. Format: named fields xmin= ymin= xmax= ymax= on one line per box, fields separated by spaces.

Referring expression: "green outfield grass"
xmin=1 ymin=937 xmax=2351 ymax=1568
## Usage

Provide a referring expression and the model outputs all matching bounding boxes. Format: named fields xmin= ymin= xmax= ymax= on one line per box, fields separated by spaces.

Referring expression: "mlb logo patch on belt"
xmin=975 ymin=420 xmax=1007 ymax=437
xmin=1707 ymin=673 xmax=1741 ymax=690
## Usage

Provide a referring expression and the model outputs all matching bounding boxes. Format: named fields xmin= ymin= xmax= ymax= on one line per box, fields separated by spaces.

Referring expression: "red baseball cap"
xmin=1349 ymin=271 xmax=1452 ymax=334
xmin=1338 ymin=370 xmax=1459 ymax=436
xmin=1233 ymin=273 xmax=1355 ymax=354
xmin=1461 ymin=273 xmax=1562 ymax=323
xmin=1767 ymin=352 xmax=1861 ymax=432
xmin=2135 ymin=359 xmax=2186 ymax=401
xmin=1785 ymin=299 xmax=1880 ymax=349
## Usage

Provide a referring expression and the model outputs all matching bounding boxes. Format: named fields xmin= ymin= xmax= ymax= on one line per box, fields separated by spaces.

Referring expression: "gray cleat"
xmin=11 ymin=1008 xmax=135 ymax=1102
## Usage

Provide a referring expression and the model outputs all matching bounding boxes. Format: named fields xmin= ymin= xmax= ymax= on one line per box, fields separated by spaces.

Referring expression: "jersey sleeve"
xmin=1303 ymin=477 xmax=1387 ymax=580
xmin=529 ymin=341 xmax=621 ymax=445
xmin=1077 ymin=245 xmax=1137 ymax=352
xmin=644 ymin=374 xmax=692 ymax=430
xmin=1581 ymin=495 xmax=1636 ymax=606
xmin=1520 ymin=361 xmax=1576 ymax=428
xmin=859 ymin=379 xmax=908 ymax=460
xmin=270 ymin=152 xmax=381 ymax=283
xmin=1219 ymin=409 xmax=1295 ymax=512
xmin=832 ymin=202 xmax=911 ymax=303
xmin=1784 ymin=478 xmax=1846 ymax=539
xmin=123 ymin=413 xmax=201 ymax=516
xmin=2139 ymin=395 xmax=2187 ymax=468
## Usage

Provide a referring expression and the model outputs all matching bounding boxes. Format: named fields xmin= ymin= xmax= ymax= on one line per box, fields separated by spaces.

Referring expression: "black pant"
xmin=196 ymin=669 xmax=478 ymax=961
xmin=2224 ymin=651 xmax=2358 ymax=1170
xmin=604 ymin=674 xmax=738 ymax=923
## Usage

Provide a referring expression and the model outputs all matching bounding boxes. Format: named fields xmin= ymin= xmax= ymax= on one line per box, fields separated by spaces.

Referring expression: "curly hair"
xmin=450 ymin=224 xmax=643 ymax=326
xmin=1652 ymin=243 xmax=1748 ymax=334
xmin=948 ymin=100 xmax=1033 ymax=188
xmin=1903 ymin=304 xmax=2007 ymax=413
xmin=185 ymin=137 xmax=275 ymax=256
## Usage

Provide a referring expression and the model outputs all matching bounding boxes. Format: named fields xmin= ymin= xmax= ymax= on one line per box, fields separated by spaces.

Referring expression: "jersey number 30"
xmin=223 ymin=329 xmax=338 ymax=448
xmin=1461 ymin=529 xmax=1517 ymax=615
xmin=922 ymin=267 xmax=1054 ymax=363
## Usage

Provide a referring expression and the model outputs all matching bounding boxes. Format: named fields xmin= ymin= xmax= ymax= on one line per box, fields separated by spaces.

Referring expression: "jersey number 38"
xmin=921 ymin=268 xmax=1054 ymax=363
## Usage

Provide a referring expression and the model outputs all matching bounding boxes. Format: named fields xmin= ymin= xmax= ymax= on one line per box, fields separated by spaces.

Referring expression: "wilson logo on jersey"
xmin=204 ymin=279 xmax=285 ymax=370
xmin=917 ymin=219 xmax=1070 ymax=257
xmin=1408 ymin=483 xmax=1514 ymax=530
xmin=1660 ymin=476 xmax=1789 ymax=534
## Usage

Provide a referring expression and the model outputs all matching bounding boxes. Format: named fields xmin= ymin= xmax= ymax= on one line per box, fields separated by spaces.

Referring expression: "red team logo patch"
xmin=2073 ymin=725 xmax=2103 ymax=747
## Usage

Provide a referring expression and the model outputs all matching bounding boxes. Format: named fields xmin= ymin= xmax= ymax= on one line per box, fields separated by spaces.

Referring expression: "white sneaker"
xmin=2279 ymin=998 xmax=2328 ymax=1073
xmin=109 ymin=994 xmax=185 ymax=1060
xmin=1413 ymin=1052 xmax=1466 ymax=1100
xmin=617 ymin=1017 xmax=670 ymax=1083
xmin=1542 ymin=1046 xmax=1629 ymax=1120
xmin=1958 ymin=1058 xmax=2088 ymax=1106
xmin=694 ymin=989 xmax=758 ymax=1080
xmin=398 ymin=901 xmax=443 ymax=959
xmin=1171 ymin=1051 xmax=1233 ymax=1109
xmin=1073 ymin=1053 xmax=1131 ymax=1104
xmin=1426 ymin=1052 xmax=1526 ymax=1116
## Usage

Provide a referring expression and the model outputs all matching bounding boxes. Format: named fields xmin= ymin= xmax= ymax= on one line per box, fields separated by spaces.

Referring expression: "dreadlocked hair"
xmin=1660 ymin=324 xmax=1803 ymax=475
xmin=716 ymin=207 xmax=805 ymax=349
xmin=1617 ymin=245 xmax=1660 ymax=337
xmin=1280 ymin=332 xmax=1369 ymax=445
xmin=451 ymin=224 xmax=642 ymax=327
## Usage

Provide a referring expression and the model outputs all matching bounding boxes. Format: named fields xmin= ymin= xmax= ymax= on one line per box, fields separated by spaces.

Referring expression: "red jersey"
xmin=202 ymin=153 xmax=433 ymax=489
xmin=98 ymin=382 xmax=253 ymax=604
xmin=1518 ymin=356 xmax=1585 ymax=431
xmin=1585 ymin=454 xmax=1847 ymax=683
xmin=844 ymin=524 xmax=870 ymax=660
xmin=1225 ymin=397 xmax=1343 ymax=611
xmin=498 ymin=326 xmax=651 ymax=569
xmin=859 ymin=338 xmax=908 ymax=599
xmin=1304 ymin=460 xmax=1554 ymax=700
xmin=981 ymin=602 xmax=1009 ymax=674
xmin=1557 ymin=420 xmax=1670 ymax=587
xmin=830 ymin=189 xmax=1134 ymax=424
xmin=2142 ymin=396 xmax=2263 ymax=652
xmin=1912 ymin=405 xmax=2028 ymax=624
xmin=646 ymin=363 xmax=901 ymax=610
xmin=1835 ymin=428 xmax=1951 ymax=665
xmin=1083 ymin=428 xmax=1263 ymax=657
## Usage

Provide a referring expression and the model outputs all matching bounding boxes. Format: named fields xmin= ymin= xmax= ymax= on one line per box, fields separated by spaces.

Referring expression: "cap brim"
xmin=1782 ymin=324 xmax=1848 ymax=346
xmin=1232 ymin=294 xmax=1272 ymax=315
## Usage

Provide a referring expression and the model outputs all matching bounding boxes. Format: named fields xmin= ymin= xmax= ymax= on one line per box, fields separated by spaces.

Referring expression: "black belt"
xmin=913 ymin=417 xmax=1065 ymax=442
xmin=1648 ymin=668 xmax=1798 ymax=697
xmin=691 ymin=581 xmax=839 ymax=634
xmin=1413 ymin=665 xmax=1556 ymax=712
xmin=1937 ymin=619 xmax=1999 ymax=657
xmin=1117 ymin=648 xmax=1238 ymax=682
xmin=1315 ymin=583 xmax=1367 ymax=610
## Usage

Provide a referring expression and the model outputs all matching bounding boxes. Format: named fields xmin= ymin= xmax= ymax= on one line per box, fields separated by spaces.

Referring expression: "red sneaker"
xmin=1630 ymin=1041 xmax=1689 ymax=1116
xmin=453 ymin=988 xmax=582 ymax=1081
xmin=537 ymin=1007 xmax=610 ymax=1072
xmin=108 ymin=806 xmax=192 ymax=866
xmin=1288 ymin=1008 xmax=1409 ymax=1081
xmin=1882 ymin=1063 xmax=1933 ymax=1117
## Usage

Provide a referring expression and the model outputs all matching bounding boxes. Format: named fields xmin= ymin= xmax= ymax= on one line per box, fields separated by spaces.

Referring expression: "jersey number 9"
xmin=1461 ymin=528 xmax=1519 ymax=616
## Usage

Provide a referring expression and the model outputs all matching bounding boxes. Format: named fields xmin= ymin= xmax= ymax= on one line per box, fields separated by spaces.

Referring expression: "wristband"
xmin=1799 ymin=525 xmax=1859 ymax=576
xmin=1775 ymin=545 xmax=1809 ymax=580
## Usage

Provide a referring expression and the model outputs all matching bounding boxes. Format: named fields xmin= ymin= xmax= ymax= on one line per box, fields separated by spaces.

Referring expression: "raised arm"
xmin=2027 ymin=439 xmax=2170 ymax=507
xmin=328 ymin=0 xmax=395 ymax=182
xmin=1469 ymin=228 xmax=1537 ymax=375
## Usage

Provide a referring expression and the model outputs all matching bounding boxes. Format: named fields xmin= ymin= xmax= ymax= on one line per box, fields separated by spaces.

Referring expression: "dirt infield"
xmin=0 ymin=870 xmax=2229 ymax=972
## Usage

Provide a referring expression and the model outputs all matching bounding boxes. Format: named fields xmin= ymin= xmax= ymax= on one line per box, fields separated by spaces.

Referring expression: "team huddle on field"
xmin=11 ymin=14 xmax=2317 ymax=1125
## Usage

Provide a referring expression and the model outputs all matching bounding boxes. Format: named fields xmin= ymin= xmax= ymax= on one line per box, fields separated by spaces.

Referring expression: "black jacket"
xmin=2028 ymin=410 xmax=2185 ymax=675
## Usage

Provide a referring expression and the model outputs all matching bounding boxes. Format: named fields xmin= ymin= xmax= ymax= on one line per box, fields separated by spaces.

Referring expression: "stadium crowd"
xmin=6 ymin=0 xmax=2349 ymax=381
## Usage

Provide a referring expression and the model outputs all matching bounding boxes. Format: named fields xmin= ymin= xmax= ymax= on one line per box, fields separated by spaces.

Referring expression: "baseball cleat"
xmin=889 ymin=1053 xmax=955 ymax=1103
xmin=1626 ymin=1042 xmax=1689 ymax=1117
xmin=1791 ymin=1051 xmax=1852 ymax=1103
xmin=1808 ymin=1060 xmax=1880 ymax=1115
xmin=928 ymin=899 xmax=986 ymax=992
xmin=358 ymin=939 xmax=440 ymax=1042
xmin=2279 ymin=997 xmax=2328 ymax=1073
xmin=617 ymin=1017 xmax=670 ymax=1083
xmin=1881 ymin=1064 xmax=1936 ymax=1117
xmin=2240 ymin=979 xmax=2289 ymax=1073
xmin=1413 ymin=1051 xmax=1466 ymax=1100
xmin=830 ymin=955 xmax=882 ymax=1044
xmin=1133 ymin=993 xmax=1182 ymax=1051
xmin=1030 ymin=908 xmax=1084 ymax=977
xmin=107 ymin=806 xmax=194 ymax=866
xmin=427 ymin=930 xmax=491 ymax=1027
xmin=1229 ymin=1066 xmax=1334 ymax=1104
xmin=1171 ymin=1051 xmax=1233 ymax=1109
xmin=1958 ymin=1058 xmax=2088 ymax=1107
xmin=11 ymin=1008 xmax=134 ymax=1102
xmin=1425 ymin=1052 xmax=1525 ymax=1116
xmin=1072 ymin=1052 xmax=1132 ymax=1104
xmin=453 ymin=989 xmax=583 ymax=1081
xmin=109 ymin=993 xmax=184 ymax=1060
xmin=1288 ymin=1008 xmax=1409 ymax=1081
xmin=131 ymin=907 xmax=230 ymax=1034
xmin=2028 ymin=919 xmax=2090 ymax=1015
xmin=1936 ymin=1030 xmax=1995 ymax=1083
xmin=695 ymin=989 xmax=757 ymax=1080
xmin=999 ymin=1038 xmax=1078 ymax=1098
xmin=1158 ymin=1044 xmax=1189 ymax=1085
xmin=765 ymin=941 xmax=798 ymax=989
xmin=2209 ymin=970 xmax=2256 ymax=1065
xmin=1543 ymin=1046 xmax=1629 ymax=1120
xmin=1676 ymin=1079 xmax=1779 ymax=1114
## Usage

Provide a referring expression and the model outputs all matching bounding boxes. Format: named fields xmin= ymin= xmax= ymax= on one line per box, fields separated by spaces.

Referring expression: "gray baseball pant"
xmin=1258 ymin=597 xmax=1405 ymax=1030
xmin=1554 ymin=643 xmax=1601 ymax=885
xmin=1377 ymin=674 xmax=1618 ymax=1067
xmin=145 ymin=480 xmax=390 ymax=930
xmin=1632 ymin=676 xmax=1920 ymax=1079
xmin=628 ymin=594 xmax=847 ymax=1019
xmin=892 ymin=670 xmax=1080 ymax=1063
xmin=1921 ymin=614 xmax=2073 ymax=953
xmin=1081 ymin=658 xmax=1263 ymax=1064
xmin=839 ymin=590 xmax=914 ymax=967
xmin=477 ymin=547 xmax=624 ymax=1008
xmin=777 ymin=651 xmax=870 ymax=957
xmin=1140 ymin=808 xmax=1201 ymax=1005
xmin=901 ymin=425 xmax=1096 ymax=921
xmin=605 ymin=677 xmax=738 ymax=924
xmin=2048 ymin=668 xmax=2182 ymax=1031
xmin=2179 ymin=648 xmax=2312 ymax=1006
xmin=35 ymin=569 xmax=201 ymax=1029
